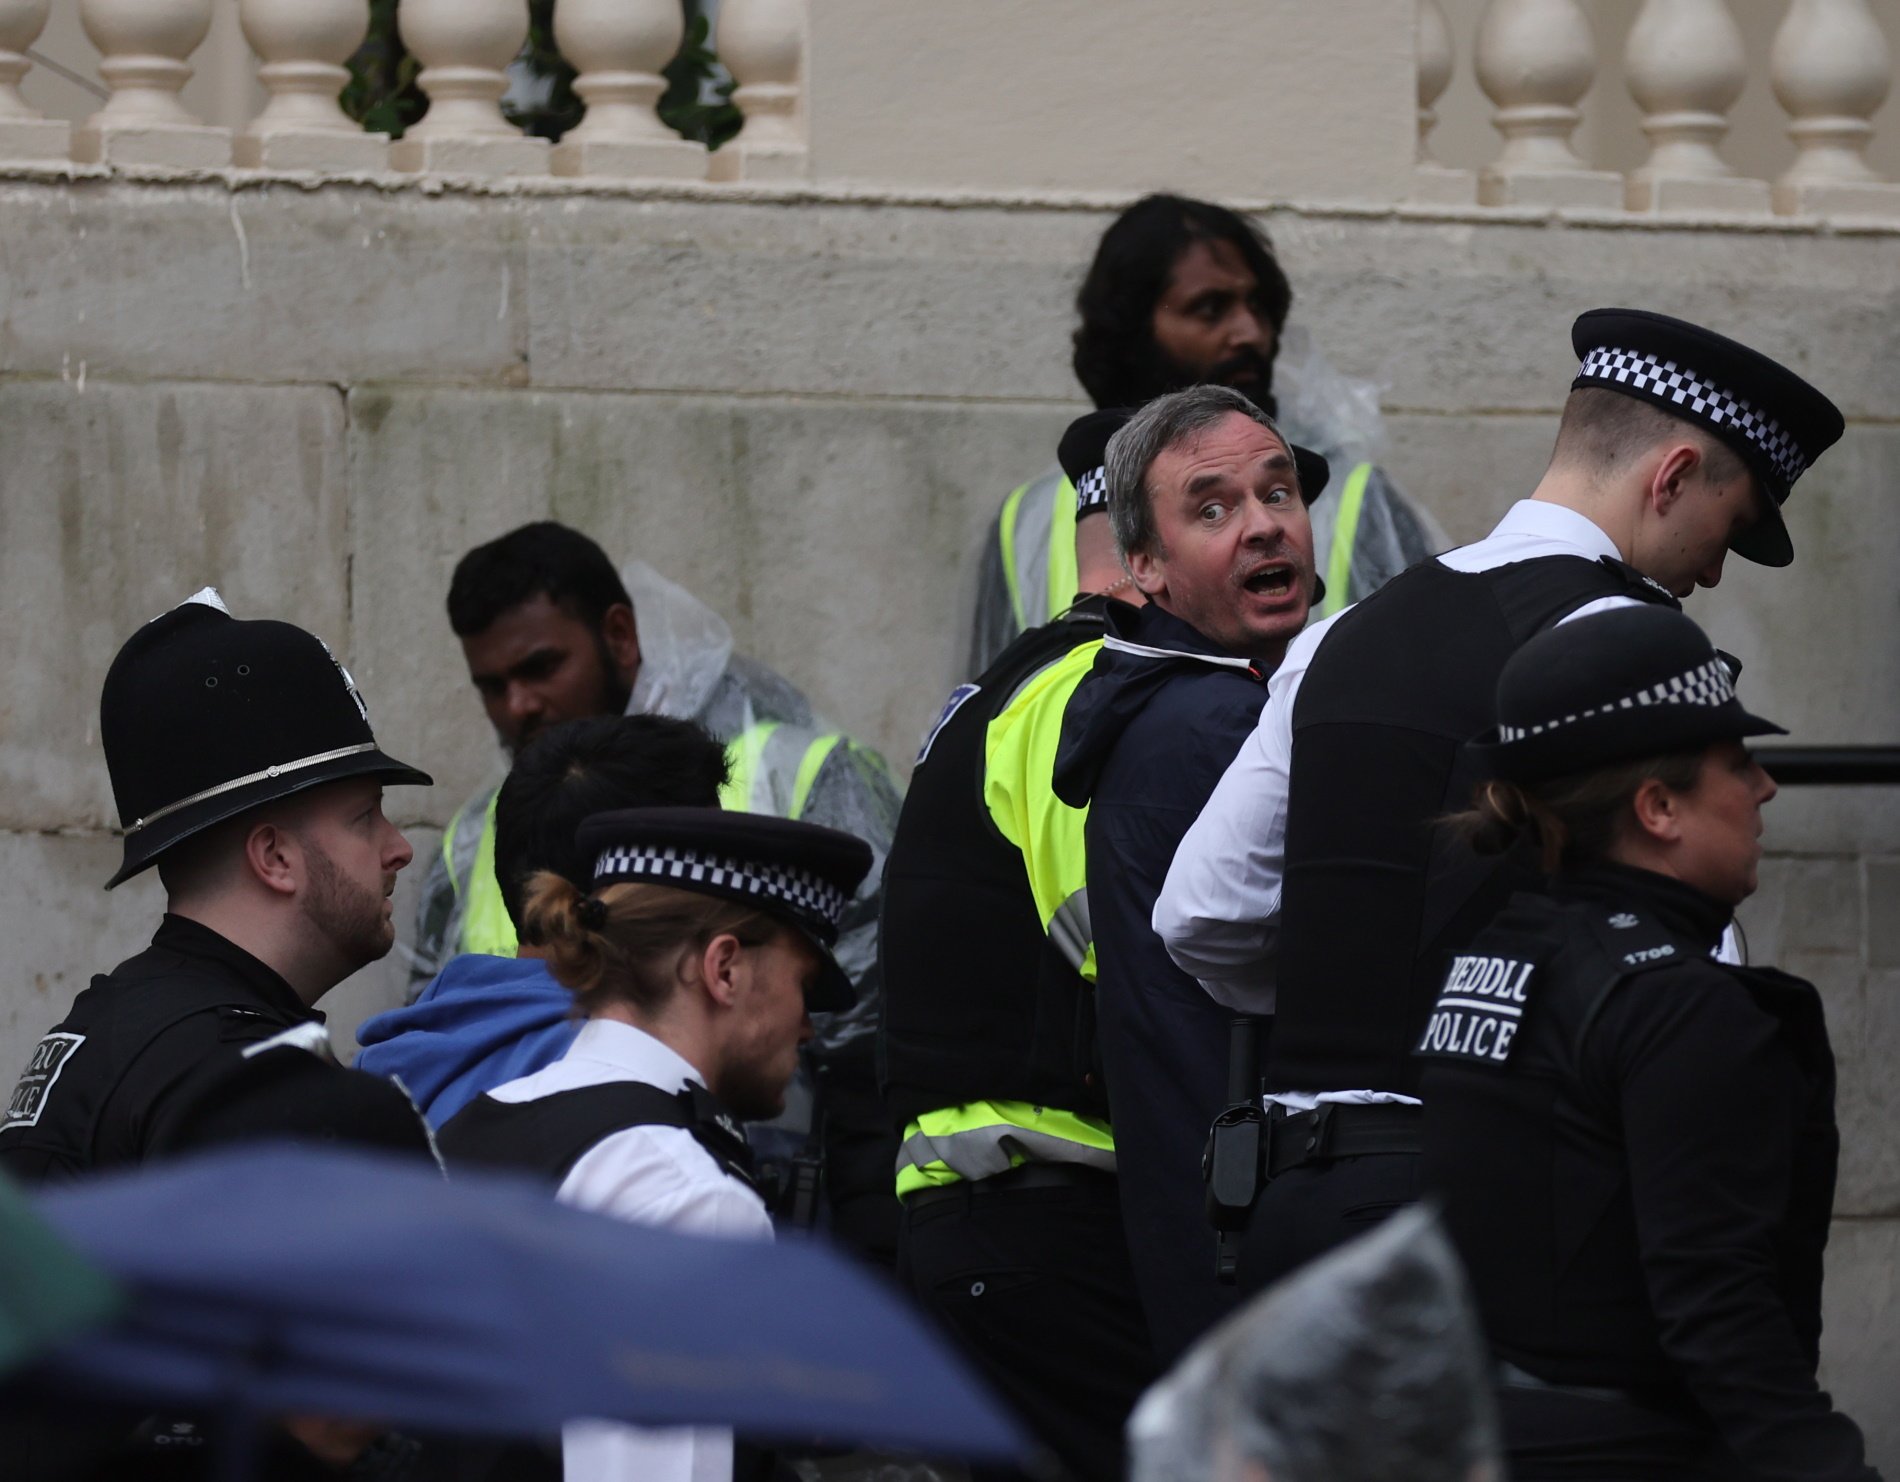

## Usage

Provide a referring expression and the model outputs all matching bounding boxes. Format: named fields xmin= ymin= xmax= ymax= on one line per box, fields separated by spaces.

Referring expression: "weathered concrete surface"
xmin=0 ymin=378 xmax=352 ymax=831
xmin=0 ymin=833 xmax=163 ymax=1065
xmin=349 ymin=388 xmax=1070 ymax=815
xmin=1819 ymin=1218 xmax=1900 ymax=1468
xmin=0 ymin=178 xmax=1895 ymax=1464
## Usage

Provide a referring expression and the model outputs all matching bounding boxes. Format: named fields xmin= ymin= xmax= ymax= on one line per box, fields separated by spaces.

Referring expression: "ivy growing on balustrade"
xmin=343 ymin=0 xmax=743 ymax=149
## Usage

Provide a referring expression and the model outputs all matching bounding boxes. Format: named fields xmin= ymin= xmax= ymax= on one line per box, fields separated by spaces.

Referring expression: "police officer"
xmin=1154 ymin=309 xmax=1846 ymax=1291
xmin=880 ymin=409 xmax=1154 ymax=1481
xmin=0 ymin=589 xmax=436 ymax=1182
xmin=440 ymin=806 xmax=873 ymax=1482
xmin=1420 ymin=606 xmax=1879 ymax=1481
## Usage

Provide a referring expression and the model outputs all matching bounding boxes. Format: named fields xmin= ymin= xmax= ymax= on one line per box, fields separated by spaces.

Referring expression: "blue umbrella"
xmin=20 ymin=1145 xmax=1025 ymax=1464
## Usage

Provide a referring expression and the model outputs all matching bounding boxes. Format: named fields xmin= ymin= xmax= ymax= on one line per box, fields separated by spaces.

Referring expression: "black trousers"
xmin=1499 ymin=1387 xmax=1734 ymax=1480
xmin=897 ymin=1170 xmax=1160 ymax=1482
xmin=1236 ymin=1150 xmax=1423 ymax=1297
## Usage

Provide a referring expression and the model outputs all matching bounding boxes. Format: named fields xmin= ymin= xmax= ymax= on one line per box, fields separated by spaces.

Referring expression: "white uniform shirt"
xmin=1152 ymin=500 xmax=1650 ymax=1034
xmin=489 ymin=1017 xmax=772 ymax=1482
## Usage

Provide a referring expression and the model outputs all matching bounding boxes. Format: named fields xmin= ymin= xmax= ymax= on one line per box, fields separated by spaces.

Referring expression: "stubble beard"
xmin=301 ymin=838 xmax=395 ymax=971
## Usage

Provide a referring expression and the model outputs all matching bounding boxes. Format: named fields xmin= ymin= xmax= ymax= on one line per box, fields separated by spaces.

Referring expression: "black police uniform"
xmin=1252 ymin=308 xmax=1846 ymax=1292
xmin=0 ymin=592 xmax=437 ymax=1184
xmin=1419 ymin=865 xmax=1877 ymax=1481
xmin=0 ymin=915 xmax=434 ymax=1181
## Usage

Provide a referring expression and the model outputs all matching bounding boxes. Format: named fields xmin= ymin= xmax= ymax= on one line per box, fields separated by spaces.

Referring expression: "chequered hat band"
xmin=1577 ymin=346 xmax=1808 ymax=489
xmin=1074 ymin=466 xmax=1109 ymax=514
xmin=593 ymin=844 xmax=849 ymax=933
xmin=1498 ymin=656 xmax=1735 ymax=743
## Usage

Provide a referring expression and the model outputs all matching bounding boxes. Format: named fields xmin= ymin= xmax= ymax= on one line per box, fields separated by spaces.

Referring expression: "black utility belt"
xmin=902 ymin=1161 xmax=1113 ymax=1211
xmin=1265 ymin=1100 xmax=1422 ymax=1178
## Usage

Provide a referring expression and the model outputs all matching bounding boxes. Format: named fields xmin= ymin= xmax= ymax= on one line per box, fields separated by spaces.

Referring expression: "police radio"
xmin=1203 ymin=1014 xmax=1267 ymax=1284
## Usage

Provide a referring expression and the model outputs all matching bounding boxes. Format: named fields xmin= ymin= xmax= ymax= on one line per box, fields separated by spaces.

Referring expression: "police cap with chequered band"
xmin=100 ymin=590 xmax=432 ymax=889
xmin=1571 ymin=307 xmax=1844 ymax=569
xmin=576 ymin=806 xmax=875 ymax=1012
xmin=1468 ymin=605 xmax=1785 ymax=785
xmin=1057 ymin=405 xmax=1332 ymax=520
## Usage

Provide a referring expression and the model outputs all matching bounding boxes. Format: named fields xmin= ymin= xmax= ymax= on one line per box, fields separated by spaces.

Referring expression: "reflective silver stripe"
xmin=1100 ymin=634 xmax=1258 ymax=671
xmin=1049 ymin=889 xmax=1092 ymax=973
xmin=127 ymin=741 xmax=381 ymax=834
xmin=896 ymin=1125 xmax=1116 ymax=1181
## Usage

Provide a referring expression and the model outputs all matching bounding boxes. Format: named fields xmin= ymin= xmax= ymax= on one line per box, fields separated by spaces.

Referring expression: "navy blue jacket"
xmin=1054 ymin=600 xmax=1270 ymax=1362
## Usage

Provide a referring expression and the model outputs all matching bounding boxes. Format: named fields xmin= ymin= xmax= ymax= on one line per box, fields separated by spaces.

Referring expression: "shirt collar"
xmin=1492 ymin=500 xmax=1623 ymax=562
xmin=567 ymin=1017 xmax=708 ymax=1091
xmin=151 ymin=914 xmax=318 ymax=1023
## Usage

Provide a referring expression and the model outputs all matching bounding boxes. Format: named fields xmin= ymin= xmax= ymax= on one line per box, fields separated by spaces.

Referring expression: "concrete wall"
xmin=1 ymin=171 xmax=1895 ymax=1462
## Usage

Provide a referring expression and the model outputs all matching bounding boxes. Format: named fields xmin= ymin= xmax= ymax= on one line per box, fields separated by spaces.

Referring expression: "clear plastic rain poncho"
xmin=1274 ymin=328 xmax=1450 ymax=614
xmin=617 ymin=560 xmax=903 ymax=1058
xmin=1127 ymin=1205 xmax=1502 ymax=1482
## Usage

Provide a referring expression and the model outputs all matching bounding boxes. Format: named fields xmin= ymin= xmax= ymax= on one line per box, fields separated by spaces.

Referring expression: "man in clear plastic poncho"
xmin=1127 ymin=1206 xmax=1501 ymax=1482
xmin=968 ymin=193 xmax=1445 ymax=677
xmin=407 ymin=521 xmax=904 ymax=1258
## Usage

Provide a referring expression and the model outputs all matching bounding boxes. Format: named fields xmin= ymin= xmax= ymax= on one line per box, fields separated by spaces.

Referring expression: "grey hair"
xmin=1106 ymin=385 xmax=1286 ymax=560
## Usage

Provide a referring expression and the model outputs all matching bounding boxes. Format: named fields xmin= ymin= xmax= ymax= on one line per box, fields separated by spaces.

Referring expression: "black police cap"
xmin=1470 ymin=605 xmax=1784 ymax=784
xmin=100 ymin=592 xmax=432 ymax=889
xmin=575 ymin=806 xmax=874 ymax=1013
xmin=1059 ymin=408 xmax=1133 ymax=519
xmin=1571 ymin=307 xmax=1844 ymax=568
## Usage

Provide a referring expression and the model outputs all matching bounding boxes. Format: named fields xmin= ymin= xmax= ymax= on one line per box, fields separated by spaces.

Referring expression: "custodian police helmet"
xmin=101 ymin=590 xmax=432 ymax=888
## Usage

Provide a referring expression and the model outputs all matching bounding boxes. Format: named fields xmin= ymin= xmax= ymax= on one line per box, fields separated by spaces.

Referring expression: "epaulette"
xmin=1574 ymin=902 xmax=1693 ymax=1048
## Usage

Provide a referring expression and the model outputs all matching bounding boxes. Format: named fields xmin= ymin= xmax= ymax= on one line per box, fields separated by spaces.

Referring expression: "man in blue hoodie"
xmin=1053 ymin=385 xmax=1326 ymax=1364
xmin=356 ymin=714 xmax=728 ymax=1127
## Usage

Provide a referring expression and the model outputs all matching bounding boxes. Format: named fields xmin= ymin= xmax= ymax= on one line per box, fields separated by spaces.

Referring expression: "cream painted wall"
xmin=807 ymin=0 xmax=1419 ymax=200
xmin=1428 ymin=0 xmax=1900 ymax=183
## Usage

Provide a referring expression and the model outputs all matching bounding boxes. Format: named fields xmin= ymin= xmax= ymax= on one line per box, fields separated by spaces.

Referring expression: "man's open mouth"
xmin=1242 ymin=564 xmax=1296 ymax=597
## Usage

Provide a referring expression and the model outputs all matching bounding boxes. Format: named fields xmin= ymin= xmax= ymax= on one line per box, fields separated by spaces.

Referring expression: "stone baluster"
xmin=236 ymin=0 xmax=387 ymax=170
xmin=389 ymin=0 xmax=548 ymax=176
xmin=707 ymin=0 xmax=807 ymax=182
xmin=1624 ymin=0 xmax=1768 ymax=212
xmin=0 ymin=0 xmax=69 ymax=161
xmin=1771 ymin=0 xmax=1899 ymax=217
xmin=551 ymin=0 xmax=705 ymax=178
xmin=1474 ymin=0 xmax=1621 ymax=207
xmin=74 ymin=0 xmax=230 ymax=167
xmin=1411 ymin=0 xmax=1475 ymax=203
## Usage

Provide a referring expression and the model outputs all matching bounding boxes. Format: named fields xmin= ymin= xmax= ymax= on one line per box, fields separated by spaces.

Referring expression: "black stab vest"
xmin=438 ymin=1080 xmax=756 ymax=1189
xmin=1417 ymin=888 xmax=1836 ymax=1393
xmin=878 ymin=604 xmax=1110 ymax=1128
xmin=1267 ymin=555 xmax=1677 ymax=1095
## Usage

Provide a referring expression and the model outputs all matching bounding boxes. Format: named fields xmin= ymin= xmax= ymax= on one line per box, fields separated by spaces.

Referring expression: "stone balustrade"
xmin=1 ymin=0 xmax=1896 ymax=221
xmin=9 ymin=0 xmax=807 ymax=182
xmin=1421 ymin=0 xmax=1899 ymax=216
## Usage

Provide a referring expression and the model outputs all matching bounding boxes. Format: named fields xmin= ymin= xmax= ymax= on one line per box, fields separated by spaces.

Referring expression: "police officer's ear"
xmin=598 ymin=601 xmax=641 ymax=687
xmin=1627 ymin=773 xmax=1689 ymax=847
xmin=1645 ymin=441 xmax=1707 ymax=519
xmin=696 ymin=932 xmax=749 ymax=1011
xmin=241 ymin=818 xmax=306 ymax=899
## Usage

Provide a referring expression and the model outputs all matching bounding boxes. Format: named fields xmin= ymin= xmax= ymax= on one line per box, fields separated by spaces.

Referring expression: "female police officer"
xmin=1418 ymin=605 xmax=1880 ymax=1482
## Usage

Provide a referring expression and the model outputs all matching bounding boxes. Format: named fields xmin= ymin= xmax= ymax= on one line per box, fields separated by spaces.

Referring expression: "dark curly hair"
xmin=1072 ymin=194 xmax=1293 ymax=411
